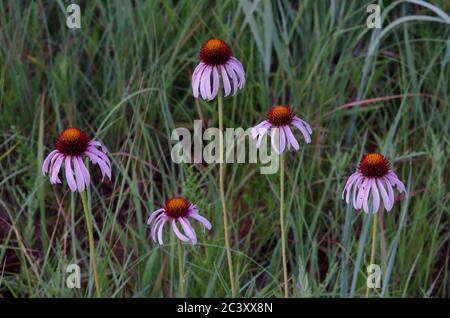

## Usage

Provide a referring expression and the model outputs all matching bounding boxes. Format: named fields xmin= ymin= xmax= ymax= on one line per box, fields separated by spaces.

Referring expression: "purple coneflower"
xmin=342 ymin=153 xmax=406 ymax=298
xmin=250 ymin=105 xmax=312 ymax=298
xmin=147 ymin=197 xmax=211 ymax=245
xmin=192 ymin=38 xmax=245 ymax=101
xmin=342 ymin=153 xmax=406 ymax=213
xmin=42 ymin=128 xmax=111 ymax=192
xmin=192 ymin=37 xmax=243 ymax=296
xmin=251 ymin=105 xmax=312 ymax=154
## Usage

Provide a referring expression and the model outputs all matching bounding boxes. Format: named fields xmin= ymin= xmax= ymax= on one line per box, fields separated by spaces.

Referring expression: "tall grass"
xmin=0 ymin=0 xmax=448 ymax=297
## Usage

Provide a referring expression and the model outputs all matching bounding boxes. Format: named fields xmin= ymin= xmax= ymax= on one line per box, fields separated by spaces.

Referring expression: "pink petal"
xmin=73 ymin=157 xmax=86 ymax=192
xmin=279 ymin=127 xmax=286 ymax=154
xmin=291 ymin=120 xmax=311 ymax=144
xmin=371 ymin=180 xmax=380 ymax=213
xmin=220 ymin=65 xmax=231 ymax=97
xmin=192 ymin=63 xmax=205 ymax=98
xmin=376 ymin=179 xmax=391 ymax=211
xmin=293 ymin=117 xmax=312 ymax=134
xmin=270 ymin=128 xmax=279 ymax=154
xmin=172 ymin=220 xmax=189 ymax=242
xmin=64 ymin=156 xmax=77 ymax=192
xmin=225 ymin=63 xmax=238 ymax=95
xmin=157 ymin=219 xmax=167 ymax=245
xmin=147 ymin=208 xmax=165 ymax=225
xmin=188 ymin=213 xmax=212 ymax=230
xmin=211 ymin=66 xmax=220 ymax=100
xmin=284 ymin=126 xmax=299 ymax=150
xmin=50 ymin=154 xmax=64 ymax=184
xmin=179 ymin=218 xmax=197 ymax=244
xmin=203 ymin=66 xmax=212 ymax=100
xmin=42 ymin=150 xmax=58 ymax=175
xmin=362 ymin=179 xmax=373 ymax=213
xmin=152 ymin=215 xmax=165 ymax=241
xmin=76 ymin=157 xmax=91 ymax=188
xmin=86 ymin=146 xmax=111 ymax=168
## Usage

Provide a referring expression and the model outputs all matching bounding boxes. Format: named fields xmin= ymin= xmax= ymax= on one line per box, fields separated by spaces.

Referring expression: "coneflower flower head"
xmin=342 ymin=153 xmax=406 ymax=213
xmin=42 ymin=128 xmax=111 ymax=192
xmin=147 ymin=197 xmax=212 ymax=245
xmin=192 ymin=38 xmax=245 ymax=101
xmin=251 ymin=105 xmax=312 ymax=154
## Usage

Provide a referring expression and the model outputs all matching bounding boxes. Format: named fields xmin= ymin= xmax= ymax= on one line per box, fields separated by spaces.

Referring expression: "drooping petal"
xmin=251 ymin=121 xmax=269 ymax=139
xmin=225 ymin=63 xmax=238 ymax=95
xmin=293 ymin=117 xmax=312 ymax=135
xmin=229 ymin=58 xmax=245 ymax=89
xmin=203 ymin=66 xmax=213 ymax=100
xmin=172 ymin=220 xmax=189 ymax=242
xmin=76 ymin=157 xmax=91 ymax=188
xmin=352 ymin=176 xmax=364 ymax=209
xmin=86 ymin=151 xmax=111 ymax=180
xmin=270 ymin=128 xmax=280 ymax=154
xmin=179 ymin=217 xmax=197 ymax=245
xmin=147 ymin=208 xmax=165 ymax=225
xmin=383 ymin=177 xmax=395 ymax=211
xmin=282 ymin=127 xmax=291 ymax=150
xmin=220 ymin=65 xmax=231 ymax=97
xmin=279 ymin=126 xmax=286 ymax=154
xmin=256 ymin=128 xmax=269 ymax=148
xmin=291 ymin=119 xmax=311 ymax=144
xmin=50 ymin=154 xmax=64 ymax=184
xmin=376 ymin=179 xmax=391 ymax=211
xmin=343 ymin=172 xmax=361 ymax=202
xmin=284 ymin=126 xmax=299 ymax=150
xmin=73 ymin=156 xmax=86 ymax=192
xmin=362 ymin=179 xmax=373 ymax=213
xmin=86 ymin=146 xmax=111 ymax=168
xmin=151 ymin=215 xmax=165 ymax=241
xmin=371 ymin=180 xmax=380 ymax=213
xmin=356 ymin=178 xmax=368 ymax=210
xmin=64 ymin=156 xmax=77 ymax=192
xmin=387 ymin=171 xmax=406 ymax=193
xmin=157 ymin=219 xmax=167 ymax=245
xmin=42 ymin=150 xmax=58 ymax=175
xmin=211 ymin=66 xmax=220 ymax=100
xmin=188 ymin=213 xmax=212 ymax=230
xmin=200 ymin=66 xmax=212 ymax=100
xmin=192 ymin=63 xmax=205 ymax=98
xmin=88 ymin=140 xmax=108 ymax=153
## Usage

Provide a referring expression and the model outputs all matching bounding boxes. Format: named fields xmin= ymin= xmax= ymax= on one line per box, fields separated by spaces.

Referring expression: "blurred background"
xmin=0 ymin=0 xmax=449 ymax=297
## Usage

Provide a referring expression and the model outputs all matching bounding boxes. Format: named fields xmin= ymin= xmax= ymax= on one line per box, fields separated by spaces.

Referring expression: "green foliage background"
xmin=0 ymin=0 xmax=449 ymax=297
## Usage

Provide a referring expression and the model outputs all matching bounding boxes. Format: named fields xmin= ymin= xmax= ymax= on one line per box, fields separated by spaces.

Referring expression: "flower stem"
xmin=218 ymin=89 xmax=236 ymax=297
xmin=365 ymin=212 xmax=378 ymax=298
xmin=177 ymin=239 xmax=185 ymax=297
xmin=279 ymin=153 xmax=288 ymax=298
xmin=80 ymin=191 xmax=101 ymax=298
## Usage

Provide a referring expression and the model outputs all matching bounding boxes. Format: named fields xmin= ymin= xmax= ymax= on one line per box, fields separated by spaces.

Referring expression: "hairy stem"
xmin=177 ymin=239 xmax=185 ymax=297
xmin=218 ymin=89 xmax=236 ymax=297
xmin=280 ymin=153 xmax=288 ymax=298
xmin=365 ymin=213 xmax=378 ymax=298
xmin=80 ymin=191 xmax=101 ymax=298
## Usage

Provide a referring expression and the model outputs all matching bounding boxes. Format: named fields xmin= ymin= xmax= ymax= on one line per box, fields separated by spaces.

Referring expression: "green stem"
xmin=365 ymin=213 xmax=378 ymax=298
xmin=218 ymin=89 xmax=236 ymax=297
xmin=279 ymin=153 xmax=288 ymax=298
xmin=80 ymin=191 xmax=101 ymax=298
xmin=177 ymin=239 xmax=185 ymax=297
xmin=379 ymin=210 xmax=388 ymax=276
